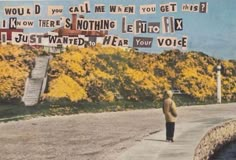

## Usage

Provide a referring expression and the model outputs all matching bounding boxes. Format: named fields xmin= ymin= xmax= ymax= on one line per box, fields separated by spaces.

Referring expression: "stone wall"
xmin=193 ymin=120 xmax=236 ymax=160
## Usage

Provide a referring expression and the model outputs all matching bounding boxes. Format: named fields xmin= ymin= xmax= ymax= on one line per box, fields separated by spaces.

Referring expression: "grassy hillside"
xmin=0 ymin=44 xmax=235 ymax=104
xmin=0 ymin=45 xmax=36 ymax=102
xmin=46 ymin=46 xmax=236 ymax=103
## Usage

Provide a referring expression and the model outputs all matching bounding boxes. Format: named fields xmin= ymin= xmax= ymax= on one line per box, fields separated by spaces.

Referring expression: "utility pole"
xmin=217 ymin=65 xmax=222 ymax=103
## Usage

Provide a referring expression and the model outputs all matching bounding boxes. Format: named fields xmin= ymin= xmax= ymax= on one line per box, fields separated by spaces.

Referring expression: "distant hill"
xmin=0 ymin=44 xmax=235 ymax=103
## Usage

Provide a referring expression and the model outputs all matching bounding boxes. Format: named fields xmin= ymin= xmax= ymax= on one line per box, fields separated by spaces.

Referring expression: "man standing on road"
xmin=162 ymin=90 xmax=178 ymax=142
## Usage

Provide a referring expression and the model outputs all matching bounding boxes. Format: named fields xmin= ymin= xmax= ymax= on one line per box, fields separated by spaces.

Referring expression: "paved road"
xmin=117 ymin=103 xmax=236 ymax=160
xmin=0 ymin=103 xmax=235 ymax=160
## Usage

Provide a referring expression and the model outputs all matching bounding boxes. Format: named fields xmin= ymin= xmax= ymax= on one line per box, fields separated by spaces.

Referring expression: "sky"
xmin=0 ymin=0 xmax=236 ymax=60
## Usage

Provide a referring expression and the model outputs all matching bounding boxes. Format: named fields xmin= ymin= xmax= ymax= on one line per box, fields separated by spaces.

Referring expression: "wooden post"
xmin=217 ymin=65 xmax=221 ymax=103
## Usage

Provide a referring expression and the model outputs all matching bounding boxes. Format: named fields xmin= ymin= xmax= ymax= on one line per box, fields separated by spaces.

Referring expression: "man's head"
xmin=165 ymin=90 xmax=173 ymax=98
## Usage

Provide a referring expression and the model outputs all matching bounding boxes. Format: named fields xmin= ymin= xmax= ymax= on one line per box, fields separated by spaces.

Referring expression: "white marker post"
xmin=217 ymin=65 xmax=222 ymax=103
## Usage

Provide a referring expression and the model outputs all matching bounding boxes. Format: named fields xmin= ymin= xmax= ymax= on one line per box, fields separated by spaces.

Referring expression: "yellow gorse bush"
xmin=0 ymin=45 xmax=35 ymax=100
xmin=46 ymin=74 xmax=87 ymax=102
xmin=0 ymin=44 xmax=236 ymax=102
xmin=46 ymin=46 xmax=236 ymax=102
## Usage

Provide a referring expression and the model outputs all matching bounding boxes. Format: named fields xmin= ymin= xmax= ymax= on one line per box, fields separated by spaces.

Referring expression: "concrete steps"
xmin=31 ymin=56 xmax=50 ymax=78
xmin=22 ymin=56 xmax=50 ymax=106
xmin=22 ymin=78 xmax=43 ymax=106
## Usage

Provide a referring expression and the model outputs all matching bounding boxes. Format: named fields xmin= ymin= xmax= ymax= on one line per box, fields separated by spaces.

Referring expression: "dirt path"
xmin=0 ymin=103 xmax=235 ymax=160
xmin=0 ymin=109 xmax=164 ymax=160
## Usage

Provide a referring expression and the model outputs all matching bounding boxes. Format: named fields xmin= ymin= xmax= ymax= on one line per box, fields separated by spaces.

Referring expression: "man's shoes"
xmin=166 ymin=139 xmax=174 ymax=143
